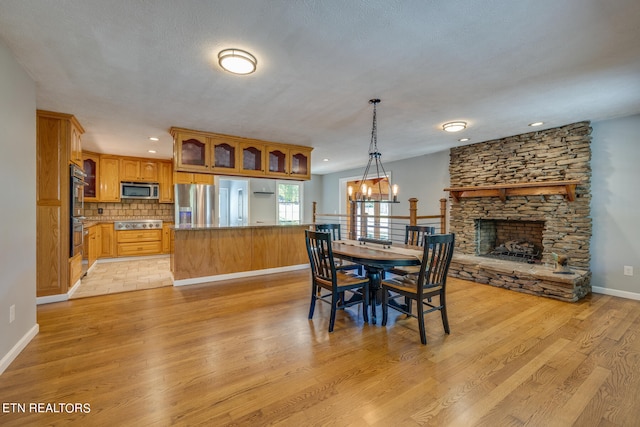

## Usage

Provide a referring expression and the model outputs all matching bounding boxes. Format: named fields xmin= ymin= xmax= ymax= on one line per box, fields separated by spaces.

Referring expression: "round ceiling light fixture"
xmin=442 ymin=121 xmax=467 ymax=132
xmin=528 ymin=121 xmax=544 ymax=127
xmin=218 ymin=48 xmax=257 ymax=75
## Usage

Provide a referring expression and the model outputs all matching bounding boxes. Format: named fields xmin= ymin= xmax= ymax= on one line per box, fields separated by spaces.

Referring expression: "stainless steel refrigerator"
xmin=174 ymin=184 xmax=216 ymax=227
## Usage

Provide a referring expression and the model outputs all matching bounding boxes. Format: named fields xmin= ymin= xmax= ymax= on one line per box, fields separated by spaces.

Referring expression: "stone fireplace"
xmin=446 ymin=122 xmax=592 ymax=301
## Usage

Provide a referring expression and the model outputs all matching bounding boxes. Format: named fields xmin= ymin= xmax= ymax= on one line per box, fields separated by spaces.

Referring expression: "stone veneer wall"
xmin=449 ymin=121 xmax=592 ymax=269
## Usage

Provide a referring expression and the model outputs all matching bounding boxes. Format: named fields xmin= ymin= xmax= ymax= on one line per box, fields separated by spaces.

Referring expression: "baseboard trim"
xmin=97 ymin=254 xmax=170 ymax=263
xmin=592 ymin=286 xmax=640 ymax=301
xmin=36 ymin=293 xmax=68 ymax=305
xmin=0 ymin=323 xmax=39 ymax=375
xmin=173 ymin=264 xmax=309 ymax=287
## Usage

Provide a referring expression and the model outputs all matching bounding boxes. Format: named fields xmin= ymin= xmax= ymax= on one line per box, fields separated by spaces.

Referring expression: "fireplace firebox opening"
xmin=476 ymin=219 xmax=544 ymax=263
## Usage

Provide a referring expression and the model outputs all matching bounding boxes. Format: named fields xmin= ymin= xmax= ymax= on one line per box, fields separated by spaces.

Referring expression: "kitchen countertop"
xmin=83 ymin=217 xmax=174 ymax=228
xmin=173 ymin=223 xmax=312 ymax=231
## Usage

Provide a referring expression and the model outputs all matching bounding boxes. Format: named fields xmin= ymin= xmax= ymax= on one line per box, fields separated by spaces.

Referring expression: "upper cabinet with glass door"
xmin=240 ymin=142 xmax=265 ymax=176
xmin=210 ymin=135 xmax=239 ymax=174
xmin=266 ymin=145 xmax=312 ymax=180
xmin=173 ymin=130 xmax=211 ymax=173
xmin=171 ymin=127 xmax=313 ymax=180
xmin=288 ymin=147 xmax=311 ymax=180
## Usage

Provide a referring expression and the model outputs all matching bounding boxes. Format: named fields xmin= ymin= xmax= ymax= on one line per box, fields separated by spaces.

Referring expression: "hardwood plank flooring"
xmin=1 ymin=271 xmax=640 ymax=426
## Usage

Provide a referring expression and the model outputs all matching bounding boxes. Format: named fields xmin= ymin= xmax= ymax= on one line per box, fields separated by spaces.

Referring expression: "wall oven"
xmin=70 ymin=164 xmax=86 ymax=258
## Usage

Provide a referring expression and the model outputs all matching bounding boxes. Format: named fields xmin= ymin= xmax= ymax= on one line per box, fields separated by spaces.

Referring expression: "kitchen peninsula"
xmin=171 ymin=223 xmax=311 ymax=285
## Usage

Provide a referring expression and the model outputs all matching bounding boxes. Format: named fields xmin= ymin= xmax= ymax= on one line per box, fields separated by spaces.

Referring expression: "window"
xmin=356 ymin=201 xmax=390 ymax=240
xmin=277 ymin=181 xmax=302 ymax=224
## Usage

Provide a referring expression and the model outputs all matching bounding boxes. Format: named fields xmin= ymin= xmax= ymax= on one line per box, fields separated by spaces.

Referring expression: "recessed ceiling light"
xmin=458 ymin=138 xmax=470 ymax=142
xmin=148 ymin=150 xmax=157 ymax=154
xmin=323 ymin=158 xmax=329 ymax=162
xmin=149 ymin=137 xmax=159 ymax=141
xmin=529 ymin=121 xmax=544 ymax=127
xmin=443 ymin=121 xmax=467 ymax=132
xmin=218 ymin=48 xmax=257 ymax=75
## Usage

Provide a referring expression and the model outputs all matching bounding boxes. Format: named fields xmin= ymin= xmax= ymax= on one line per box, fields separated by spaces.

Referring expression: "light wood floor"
xmin=2 ymin=270 xmax=639 ymax=426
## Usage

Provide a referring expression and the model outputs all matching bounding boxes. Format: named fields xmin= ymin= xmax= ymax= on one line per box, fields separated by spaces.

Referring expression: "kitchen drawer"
xmin=116 ymin=229 xmax=162 ymax=243
xmin=117 ymin=241 xmax=163 ymax=257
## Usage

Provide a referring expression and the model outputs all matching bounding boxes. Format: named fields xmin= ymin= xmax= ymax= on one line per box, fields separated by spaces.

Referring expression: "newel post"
xmin=408 ymin=198 xmax=418 ymax=226
xmin=312 ymin=201 xmax=317 ymax=224
xmin=349 ymin=200 xmax=357 ymax=240
xmin=439 ymin=198 xmax=447 ymax=233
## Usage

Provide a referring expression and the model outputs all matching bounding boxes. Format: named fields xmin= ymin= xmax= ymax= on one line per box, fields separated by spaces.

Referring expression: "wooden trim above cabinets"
xmin=444 ymin=180 xmax=580 ymax=202
xmin=169 ymin=126 xmax=313 ymax=180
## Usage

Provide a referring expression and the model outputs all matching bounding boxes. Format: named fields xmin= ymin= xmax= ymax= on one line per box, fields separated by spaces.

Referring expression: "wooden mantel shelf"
xmin=444 ymin=180 xmax=580 ymax=202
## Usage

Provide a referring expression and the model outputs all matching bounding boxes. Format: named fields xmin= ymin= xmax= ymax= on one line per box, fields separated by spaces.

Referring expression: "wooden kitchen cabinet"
xmin=116 ymin=229 xmax=163 ymax=256
xmin=69 ymin=253 xmax=82 ymax=287
xmin=240 ymin=142 xmax=265 ymax=175
xmin=267 ymin=146 xmax=288 ymax=178
xmin=158 ymin=160 xmax=174 ymax=203
xmin=70 ymin=119 xmax=83 ymax=166
xmin=288 ymin=147 xmax=311 ymax=180
xmin=162 ymin=222 xmax=174 ymax=253
xmin=83 ymin=151 xmax=100 ymax=201
xmin=211 ymin=136 xmax=240 ymax=173
xmin=36 ymin=110 xmax=84 ymax=297
xmin=84 ymin=225 xmax=98 ymax=270
xmin=99 ymin=155 xmax=120 ymax=202
xmin=174 ymin=131 xmax=211 ymax=173
xmin=120 ymin=158 xmax=158 ymax=182
xmin=266 ymin=146 xmax=311 ymax=180
xmin=170 ymin=127 xmax=313 ymax=180
xmin=99 ymin=223 xmax=116 ymax=258
xmin=174 ymin=171 xmax=214 ymax=185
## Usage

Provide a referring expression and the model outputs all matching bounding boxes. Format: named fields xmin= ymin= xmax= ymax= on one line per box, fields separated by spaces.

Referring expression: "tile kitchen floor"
xmin=70 ymin=256 xmax=173 ymax=299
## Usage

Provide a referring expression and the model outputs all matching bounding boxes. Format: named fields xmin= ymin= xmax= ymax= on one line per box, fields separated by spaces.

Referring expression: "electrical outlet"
xmin=9 ymin=304 xmax=15 ymax=323
xmin=624 ymin=266 xmax=634 ymax=276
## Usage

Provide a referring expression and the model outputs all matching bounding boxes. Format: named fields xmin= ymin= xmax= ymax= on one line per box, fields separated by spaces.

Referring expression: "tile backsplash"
xmin=85 ymin=199 xmax=174 ymax=221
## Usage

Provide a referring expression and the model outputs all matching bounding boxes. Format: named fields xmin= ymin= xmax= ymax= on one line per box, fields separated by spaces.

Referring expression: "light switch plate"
xmin=624 ymin=266 xmax=633 ymax=276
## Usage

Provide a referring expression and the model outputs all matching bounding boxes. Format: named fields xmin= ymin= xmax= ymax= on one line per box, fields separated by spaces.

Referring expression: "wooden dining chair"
xmin=382 ymin=233 xmax=455 ymax=344
xmin=305 ymin=230 xmax=369 ymax=332
xmin=388 ymin=225 xmax=436 ymax=277
xmin=315 ymin=223 xmax=363 ymax=275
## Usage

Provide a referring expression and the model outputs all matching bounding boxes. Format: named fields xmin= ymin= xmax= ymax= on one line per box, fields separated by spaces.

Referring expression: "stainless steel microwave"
xmin=120 ymin=182 xmax=159 ymax=199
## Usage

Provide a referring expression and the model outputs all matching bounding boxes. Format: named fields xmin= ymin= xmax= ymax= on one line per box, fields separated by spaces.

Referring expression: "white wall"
xmin=0 ymin=39 xmax=38 ymax=374
xmin=304 ymin=174 xmax=323 ymax=223
xmin=591 ymin=114 xmax=640 ymax=298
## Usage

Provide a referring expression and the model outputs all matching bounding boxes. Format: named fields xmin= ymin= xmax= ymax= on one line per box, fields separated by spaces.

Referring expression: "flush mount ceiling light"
xmin=218 ymin=48 xmax=257 ymax=75
xmin=529 ymin=121 xmax=544 ymax=127
xmin=148 ymin=137 xmax=159 ymax=141
xmin=443 ymin=121 xmax=467 ymax=132
xmin=458 ymin=137 xmax=470 ymax=142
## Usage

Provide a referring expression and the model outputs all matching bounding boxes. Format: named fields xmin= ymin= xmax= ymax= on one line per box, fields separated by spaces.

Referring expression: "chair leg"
xmin=418 ymin=302 xmax=427 ymax=345
xmin=440 ymin=294 xmax=450 ymax=334
xmin=328 ymin=293 xmax=338 ymax=332
xmin=308 ymin=284 xmax=317 ymax=319
xmin=405 ymin=297 xmax=412 ymax=315
xmin=363 ymin=286 xmax=369 ymax=324
xmin=381 ymin=289 xmax=388 ymax=326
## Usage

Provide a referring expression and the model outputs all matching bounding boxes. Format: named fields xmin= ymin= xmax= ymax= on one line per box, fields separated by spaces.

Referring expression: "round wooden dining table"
xmin=331 ymin=240 xmax=422 ymax=324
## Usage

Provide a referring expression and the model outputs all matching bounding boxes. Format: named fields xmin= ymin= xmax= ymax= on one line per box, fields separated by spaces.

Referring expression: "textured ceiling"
xmin=1 ymin=0 xmax=639 ymax=174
